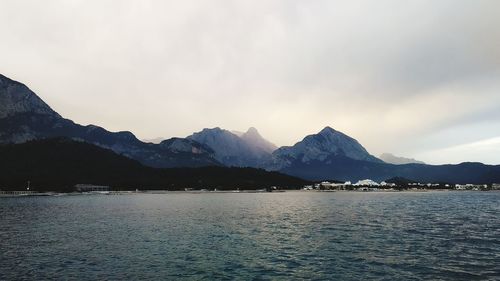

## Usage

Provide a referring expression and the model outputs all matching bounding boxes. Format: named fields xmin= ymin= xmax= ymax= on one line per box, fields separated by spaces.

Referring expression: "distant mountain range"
xmin=187 ymin=127 xmax=276 ymax=167
xmin=1 ymin=73 xmax=499 ymax=184
xmin=0 ymin=74 xmax=218 ymax=168
xmin=379 ymin=153 xmax=425 ymax=165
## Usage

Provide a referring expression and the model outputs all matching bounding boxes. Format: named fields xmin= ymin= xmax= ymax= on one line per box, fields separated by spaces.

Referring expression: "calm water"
xmin=1 ymin=191 xmax=499 ymax=280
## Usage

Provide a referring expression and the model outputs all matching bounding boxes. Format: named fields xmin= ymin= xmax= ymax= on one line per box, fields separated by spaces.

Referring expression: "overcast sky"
xmin=1 ymin=0 xmax=499 ymax=164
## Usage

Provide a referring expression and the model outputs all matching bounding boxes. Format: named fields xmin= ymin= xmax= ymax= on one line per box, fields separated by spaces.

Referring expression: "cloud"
xmin=417 ymin=136 xmax=500 ymax=165
xmin=0 ymin=0 xmax=499 ymax=163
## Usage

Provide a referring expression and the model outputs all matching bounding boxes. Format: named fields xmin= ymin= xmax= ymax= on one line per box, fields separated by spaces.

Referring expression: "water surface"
xmin=1 ymin=191 xmax=499 ymax=280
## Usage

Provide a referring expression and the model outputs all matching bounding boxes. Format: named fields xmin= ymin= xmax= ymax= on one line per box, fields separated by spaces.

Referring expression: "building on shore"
xmin=0 ymin=190 xmax=36 ymax=196
xmin=317 ymin=181 xmax=352 ymax=190
xmin=353 ymin=179 xmax=380 ymax=186
xmin=303 ymin=185 xmax=314 ymax=190
xmin=455 ymin=184 xmax=488 ymax=191
xmin=75 ymin=184 xmax=110 ymax=192
xmin=380 ymin=181 xmax=396 ymax=187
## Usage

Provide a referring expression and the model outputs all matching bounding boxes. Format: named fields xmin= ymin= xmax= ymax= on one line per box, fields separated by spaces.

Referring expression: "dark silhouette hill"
xmin=0 ymin=138 xmax=309 ymax=192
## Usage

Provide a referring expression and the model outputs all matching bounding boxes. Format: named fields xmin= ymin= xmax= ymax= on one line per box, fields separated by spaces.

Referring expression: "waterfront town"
xmin=303 ymin=180 xmax=500 ymax=192
xmin=1 ymin=181 xmax=500 ymax=196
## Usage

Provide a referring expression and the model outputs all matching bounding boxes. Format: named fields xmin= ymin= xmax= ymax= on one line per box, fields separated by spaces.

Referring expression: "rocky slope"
xmin=0 ymin=74 xmax=219 ymax=168
xmin=187 ymin=127 xmax=275 ymax=167
xmin=0 ymin=74 xmax=60 ymax=118
xmin=3 ymin=73 xmax=499 ymax=184
xmin=240 ymin=127 xmax=277 ymax=154
xmin=270 ymin=126 xmax=382 ymax=170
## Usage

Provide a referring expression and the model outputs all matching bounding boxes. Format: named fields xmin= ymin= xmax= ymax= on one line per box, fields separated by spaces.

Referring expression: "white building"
xmin=354 ymin=179 xmax=380 ymax=186
xmin=319 ymin=181 xmax=350 ymax=190
xmin=455 ymin=184 xmax=488 ymax=190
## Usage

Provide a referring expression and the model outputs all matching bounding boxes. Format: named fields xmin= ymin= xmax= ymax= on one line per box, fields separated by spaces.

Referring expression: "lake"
xmin=1 ymin=191 xmax=499 ymax=280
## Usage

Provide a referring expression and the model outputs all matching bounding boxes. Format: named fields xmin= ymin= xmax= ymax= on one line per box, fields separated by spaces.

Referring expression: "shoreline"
xmin=1 ymin=189 xmax=498 ymax=198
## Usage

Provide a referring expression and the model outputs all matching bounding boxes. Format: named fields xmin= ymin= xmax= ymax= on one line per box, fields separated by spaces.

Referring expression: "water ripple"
xmin=1 ymin=191 xmax=499 ymax=280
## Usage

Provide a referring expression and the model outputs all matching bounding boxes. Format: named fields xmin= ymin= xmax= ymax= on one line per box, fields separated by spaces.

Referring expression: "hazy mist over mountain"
xmin=380 ymin=153 xmax=425 ymax=165
xmin=1 ymin=0 xmax=499 ymax=164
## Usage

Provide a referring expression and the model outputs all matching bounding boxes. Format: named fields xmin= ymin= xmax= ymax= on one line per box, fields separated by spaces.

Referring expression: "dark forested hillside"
xmin=0 ymin=138 xmax=309 ymax=192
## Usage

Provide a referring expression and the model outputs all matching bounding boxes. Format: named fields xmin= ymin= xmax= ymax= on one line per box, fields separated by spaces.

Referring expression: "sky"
xmin=1 ymin=0 xmax=499 ymax=164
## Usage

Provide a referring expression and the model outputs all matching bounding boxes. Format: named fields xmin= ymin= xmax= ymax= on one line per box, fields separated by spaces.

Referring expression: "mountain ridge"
xmin=1 ymin=73 xmax=499 ymax=184
xmin=0 ymin=74 xmax=219 ymax=168
xmin=0 ymin=138 xmax=308 ymax=191
xmin=0 ymin=74 xmax=60 ymax=119
xmin=240 ymin=127 xmax=278 ymax=154
xmin=187 ymin=127 xmax=274 ymax=167
xmin=270 ymin=126 xmax=382 ymax=170
xmin=380 ymin=153 xmax=426 ymax=165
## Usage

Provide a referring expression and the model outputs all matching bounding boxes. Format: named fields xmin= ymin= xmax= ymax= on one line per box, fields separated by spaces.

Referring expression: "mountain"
xmin=0 ymin=74 xmax=218 ymax=168
xmin=187 ymin=127 xmax=275 ymax=167
xmin=0 ymin=74 xmax=60 ymax=118
xmin=240 ymin=127 xmax=278 ymax=154
xmin=380 ymin=153 xmax=425 ymax=165
xmin=270 ymin=126 xmax=382 ymax=170
xmin=0 ymin=138 xmax=309 ymax=192
xmin=278 ymin=153 xmax=500 ymax=183
xmin=2 ymin=73 xmax=499 ymax=184
xmin=269 ymin=126 xmax=500 ymax=184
